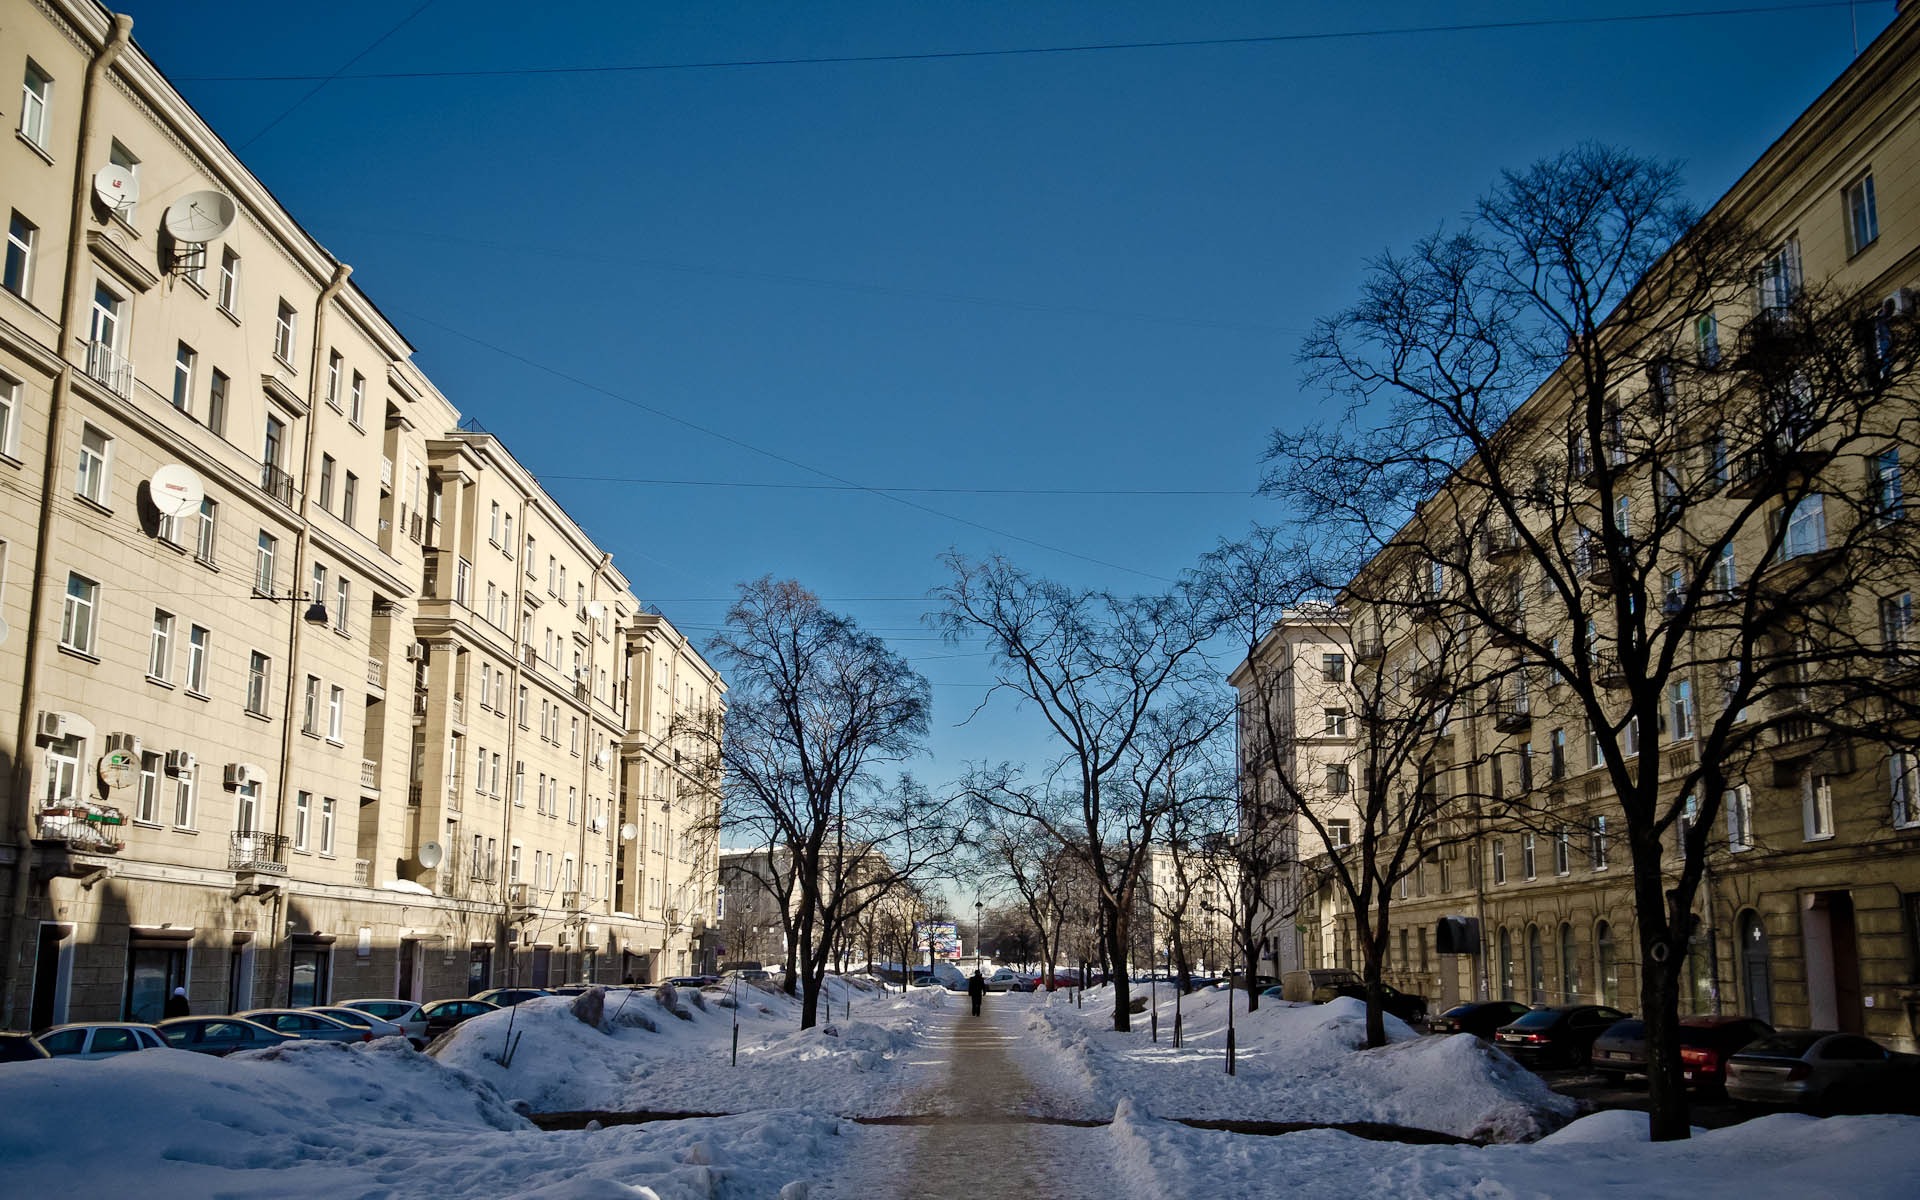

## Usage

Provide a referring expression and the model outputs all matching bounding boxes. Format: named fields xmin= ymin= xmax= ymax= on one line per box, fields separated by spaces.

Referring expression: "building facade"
xmin=1236 ymin=5 xmax=1920 ymax=1047
xmin=0 ymin=0 xmax=722 ymax=1029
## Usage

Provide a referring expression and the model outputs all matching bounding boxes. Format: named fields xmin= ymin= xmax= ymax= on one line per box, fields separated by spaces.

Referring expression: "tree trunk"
xmin=1103 ymin=902 xmax=1133 ymax=1032
xmin=1361 ymin=900 xmax=1389 ymax=1048
xmin=1243 ymin=936 xmax=1261 ymax=1013
xmin=1631 ymin=837 xmax=1692 ymax=1141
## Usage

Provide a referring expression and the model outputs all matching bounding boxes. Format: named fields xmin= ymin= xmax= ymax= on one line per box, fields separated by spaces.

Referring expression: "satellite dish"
xmin=417 ymin=842 xmax=444 ymax=869
xmin=93 ymin=164 xmax=139 ymax=214
xmin=148 ymin=464 xmax=205 ymax=517
xmin=163 ymin=190 xmax=236 ymax=243
xmin=619 ymin=823 xmax=638 ymax=842
xmin=99 ymin=751 xmax=137 ymax=791
xmin=594 ymin=749 xmax=611 ymax=770
xmin=584 ymin=601 xmax=607 ymax=620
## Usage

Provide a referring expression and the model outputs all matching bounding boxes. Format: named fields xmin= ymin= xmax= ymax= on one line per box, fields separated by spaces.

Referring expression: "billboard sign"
xmin=914 ymin=921 xmax=960 ymax=960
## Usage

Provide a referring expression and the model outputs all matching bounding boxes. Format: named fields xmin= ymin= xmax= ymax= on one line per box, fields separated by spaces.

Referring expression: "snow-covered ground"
xmin=2 ymin=981 xmax=1916 ymax=1197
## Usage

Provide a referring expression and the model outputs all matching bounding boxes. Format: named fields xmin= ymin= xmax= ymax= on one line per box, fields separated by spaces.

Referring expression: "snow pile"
xmin=1022 ymin=989 xmax=1575 ymax=1141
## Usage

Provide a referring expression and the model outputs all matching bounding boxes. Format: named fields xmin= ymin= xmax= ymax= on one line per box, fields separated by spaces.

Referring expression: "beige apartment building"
xmin=0 ymin=0 xmax=722 ymax=1029
xmin=1237 ymin=6 xmax=1920 ymax=1047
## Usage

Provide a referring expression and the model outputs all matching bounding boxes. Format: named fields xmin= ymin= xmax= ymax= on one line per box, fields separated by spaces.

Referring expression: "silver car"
xmin=1725 ymin=1030 xmax=1920 ymax=1111
xmin=157 ymin=1016 xmax=297 ymax=1056
xmin=34 ymin=1022 xmax=167 ymax=1059
xmin=337 ymin=999 xmax=430 ymax=1048
xmin=310 ymin=1006 xmax=409 ymax=1044
xmin=235 ymin=1008 xmax=370 ymax=1044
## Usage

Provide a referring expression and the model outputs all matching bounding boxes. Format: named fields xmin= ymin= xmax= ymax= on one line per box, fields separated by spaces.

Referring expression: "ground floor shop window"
xmin=124 ymin=940 xmax=188 ymax=1023
xmin=289 ymin=943 xmax=332 ymax=1007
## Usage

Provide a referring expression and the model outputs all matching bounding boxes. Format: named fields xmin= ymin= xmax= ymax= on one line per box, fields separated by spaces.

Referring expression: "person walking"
xmin=967 ymin=968 xmax=986 ymax=1017
xmin=164 ymin=986 xmax=190 ymax=1019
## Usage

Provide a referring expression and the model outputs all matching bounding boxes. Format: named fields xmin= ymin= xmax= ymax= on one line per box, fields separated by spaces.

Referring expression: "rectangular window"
xmin=1326 ymin=763 xmax=1350 ymax=794
xmin=0 ymin=373 xmax=16 ymax=456
xmin=171 ymin=342 xmax=196 ymax=412
xmin=173 ymin=774 xmax=195 ymax=829
xmin=293 ymin=792 xmax=312 ymax=851
xmin=311 ymin=562 xmax=327 ymax=610
xmin=60 ymin=572 xmax=98 ymax=653
xmin=327 ymin=686 xmax=344 ymax=741
xmin=1589 ymin=815 xmax=1610 ymax=870
xmin=273 ymin=300 xmax=297 ymax=365
xmin=148 ymin=609 xmax=174 ymax=681
xmin=1804 ymin=773 xmax=1834 ymax=840
xmin=455 ymin=558 xmax=471 ymax=606
xmin=194 ymin=497 xmax=218 ymax=565
xmin=1324 ymin=707 xmax=1349 ymax=737
xmin=1782 ymin=494 xmax=1828 ymax=559
xmin=1668 ymin=680 xmax=1694 ymax=741
xmin=1881 ymin=592 xmax=1914 ymax=652
xmin=76 ymin=423 xmax=111 ymax=504
xmin=341 ymin=472 xmax=358 ymax=528
xmin=1727 ymin=783 xmax=1754 ymax=851
xmin=325 ymin=350 xmax=343 ymax=409
xmin=318 ymin=454 xmax=335 ymax=511
xmin=1893 ymin=753 xmax=1920 ymax=830
xmin=335 ymin=577 xmax=349 ymax=634
xmin=207 ymin=368 xmax=228 ymax=436
xmin=349 ymin=371 xmax=365 ymax=426
xmin=1759 ymin=236 xmax=1802 ymax=314
xmin=1874 ymin=449 xmax=1903 ymax=522
xmin=187 ymin=625 xmax=210 ymax=693
xmin=136 ymin=753 xmax=160 ymax=824
xmin=4 ymin=211 xmax=35 ymax=298
xmin=1322 ymin=652 xmax=1346 ymax=682
xmin=1696 ymin=313 xmax=1720 ymax=367
xmin=319 ymin=797 xmax=336 ymax=855
xmin=1492 ymin=840 xmax=1506 ymax=884
xmin=217 ymin=248 xmax=240 ymax=314
xmin=1521 ymin=832 xmax=1537 ymax=879
xmin=247 ymin=652 xmax=271 ymax=716
xmin=1844 ymin=173 xmax=1879 ymax=257
xmin=303 ymin=675 xmax=320 ymax=734
xmin=1555 ymin=827 xmax=1570 ymax=876
xmin=1325 ymin=818 xmax=1351 ymax=848
xmin=1713 ymin=543 xmax=1737 ymax=594
xmin=490 ymin=501 xmax=501 ymax=544
xmin=255 ymin=530 xmax=277 ymax=593
xmin=19 ymin=61 xmax=51 ymax=148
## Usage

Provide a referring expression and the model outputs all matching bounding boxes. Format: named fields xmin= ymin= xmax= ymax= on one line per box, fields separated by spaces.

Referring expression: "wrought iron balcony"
xmin=230 ymin=831 xmax=290 ymax=876
xmin=259 ymin=462 xmax=296 ymax=507
xmin=34 ymin=801 xmax=127 ymax=852
xmin=84 ymin=339 xmax=133 ymax=398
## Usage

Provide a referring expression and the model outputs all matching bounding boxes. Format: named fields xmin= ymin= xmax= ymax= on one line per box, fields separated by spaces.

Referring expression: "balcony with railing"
xmin=1483 ymin=523 xmax=1525 ymax=562
xmin=360 ymin=758 xmax=380 ymax=792
xmin=34 ymin=801 xmax=127 ymax=853
xmin=230 ymin=831 xmax=290 ymax=877
xmin=259 ymin=462 xmax=296 ymax=507
xmin=366 ymin=656 xmax=386 ymax=696
xmin=353 ymin=858 xmax=372 ymax=886
xmin=1491 ymin=694 xmax=1533 ymax=732
xmin=85 ymin=339 xmax=133 ymax=398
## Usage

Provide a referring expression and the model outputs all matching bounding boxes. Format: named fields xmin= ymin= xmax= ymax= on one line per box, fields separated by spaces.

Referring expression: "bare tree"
xmin=1269 ymin=144 xmax=1920 ymax=1135
xmin=975 ymin=806 xmax=1077 ymax=990
xmin=709 ymin=577 xmax=958 ymax=1029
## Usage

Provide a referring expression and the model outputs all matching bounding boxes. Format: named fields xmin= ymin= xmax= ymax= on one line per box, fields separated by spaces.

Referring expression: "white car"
xmin=985 ymin=968 xmax=1032 ymax=993
xmin=336 ymin=999 xmax=430 ymax=1048
xmin=34 ymin=1022 xmax=167 ymax=1059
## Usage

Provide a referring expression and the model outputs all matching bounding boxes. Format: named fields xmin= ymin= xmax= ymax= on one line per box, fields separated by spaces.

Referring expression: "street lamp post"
xmin=974 ymin=900 xmax=984 ymax=970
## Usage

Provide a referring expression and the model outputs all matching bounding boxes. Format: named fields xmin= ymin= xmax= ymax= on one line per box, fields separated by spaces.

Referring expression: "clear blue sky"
xmin=124 ymin=0 xmax=1896 ymax=783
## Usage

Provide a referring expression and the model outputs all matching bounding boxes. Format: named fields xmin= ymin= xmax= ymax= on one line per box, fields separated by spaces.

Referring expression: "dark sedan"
xmin=0 ymin=1032 xmax=50 ymax=1062
xmin=158 ymin=1016 xmax=298 ymax=1056
xmin=1590 ymin=1015 xmax=1774 ymax=1087
xmin=1330 ymin=982 xmax=1428 ymax=1025
xmin=1494 ymin=1004 xmax=1632 ymax=1068
xmin=1427 ymin=1000 xmax=1532 ymax=1038
xmin=1725 ymin=1031 xmax=1920 ymax=1111
xmin=419 ymin=998 xmax=499 ymax=1040
xmin=472 ymin=987 xmax=553 ymax=1007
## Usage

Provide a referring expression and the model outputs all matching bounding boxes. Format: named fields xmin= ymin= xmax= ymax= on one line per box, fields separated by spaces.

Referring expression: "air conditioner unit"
xmin=35 ymin=712 xmax=70 ymax=743
xmin=223 ymin=762 xmax=259 ymax=789
xmin=404 ymin=643 xmax=424 ymax=662
xmin=164 ymin=749 xmax=196 ymax=777
xmin=1889 ymin=287 xmax=1917 ymax=317
xmin=105 ymin=732 xmax=142 ymax=757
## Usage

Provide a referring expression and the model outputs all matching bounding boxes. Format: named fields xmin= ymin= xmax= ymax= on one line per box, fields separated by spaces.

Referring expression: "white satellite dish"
xmin=417 ymin=842 xmax=444 ymax=869
xmin=148 ymin=463 xmax=205 ymax=518
xmin=594 ymin=748 xmax=611 ymax=770
xmin=93 ymin=164 xmax=139 ymax=214
xmin=584 ymin=601 xmax=607 ymax=621
xmin=163 ymin=190 xmax=237 ymax=243
xmin=618 ymin=823 xmax=638 ymax=843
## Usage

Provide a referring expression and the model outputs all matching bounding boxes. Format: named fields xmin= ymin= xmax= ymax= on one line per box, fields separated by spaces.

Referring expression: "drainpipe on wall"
xmin=2 ymin=12 xmax=135 ymax=1032
xmin=268 ymin=262 xmax=352 ymax=1004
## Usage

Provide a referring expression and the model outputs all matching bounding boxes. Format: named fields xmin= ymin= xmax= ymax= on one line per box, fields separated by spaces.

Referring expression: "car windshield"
xmin=1740 ymin=1032 xmax=1824 ymax=1057
xmin=1507 ymin=1010 xmax=1562 ymax=1029
xmin=1603 ymin=1020 xmax=1646 ymax=1039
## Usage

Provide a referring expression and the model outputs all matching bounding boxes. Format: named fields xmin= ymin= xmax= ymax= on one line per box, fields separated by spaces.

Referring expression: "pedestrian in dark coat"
xmin=967 ymin=968 xmax=986 ymax=1017
xmin=164 ymin=986 xmax=190 ymax=1019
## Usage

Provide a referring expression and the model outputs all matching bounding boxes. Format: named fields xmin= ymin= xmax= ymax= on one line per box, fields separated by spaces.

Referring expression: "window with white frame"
xmin=187 ymin=624 xmax=209 ymax=693
xmin=1873 ymin=449 xmax=1903 ymax=521
xmin=1521 ymin=832 xmax=1537 ymax=879
xmin=349 ymin=371 xmax=365 ymax=426
xmin=107 ymin=141 xmax=139 ymax=219
xmin=235 ymin=781 xmax=259 ymax=833
xmin=173 ymin=774 xmax=195 ymax=828
xmin=60 ymin=572 xmax=98 ymax=653
xmin=194 ymin=497 xmax=218 ymax=565
xmin=341 ymin=471 xmax=357 ymax=528
xmin=255 ymin=530 xmax=277 ymax=593
xmin=207 ymin=368 xmax=228 ymax=436
xmin=455 ymin=558 xmax=471 ymax=606
xmin=1893 ymin=753 xmax=1920 ymax=830
xmin=489 ymin=501 xmax=501 ymax=544
xmin=1324 ymin=707 xmax=1349 ymax=737
xmin=1804 ymin=772 xmax=1834 ymax=840
xmin=273 ymin=299 xmax=297 ymax=365
xmin=0 ymin=372 xmax=16 ymax=457
xmin=1695 ymin=312 xmax=1720 ymax=367
xmin=42 ymin=735 xmax=82 ymax=805
xmin=325 ymin=350 xmax=342 ymax=409
xmin=148 ymin=609 xmax=174 ymax=681
xmin=334 ymin=576 xmax=349 ymax=635
xmin=302 ymin=675 xmax=320 ymax=734
xmin=1555 ymin=826 xmax=1571 ymax=875
xmin=327 ymin=685 xmax=344 ymax=741
xmin=1668 ymin=680 xmax=1694 ymax=741
xmin=246 ymin=651 xmax=271 ymax=716
xmin=1844 ymin=172 xmax=1879 ymax=257
xmin=293 ymin=791 xmax=312 ymax=850
xmin=319 ymin=797 xmax=335 ymax=854
xmin=1781 ymin=494 xmax=1828 ymax=560
xmin=1881 ymin=593 xmax=1913 ymax=653
xmin=318 ymin=454 xmax=334 ymax=510
xmin=135 ymin=753 xmax=161 ymax=823
xmin=1759 ymin=236 xmax=1802 ymax=314
xmin=1727 ymin=783 xmax=1754 ymax=851
xmin=1492 ymin=839 xmax=1506 ymax=884
xmin=171 ymin=342 xmax=196 ymax=412
xmin=5 ymin=212 xmax=35 ymax=299
xmin=19 ymin=61 xmax=51 ymax=148
xmin=1589 ymin=814 xmax=1609 ymax=869
xmin=76 ymin=424 xmax=111 ymax=504
xmin=217 ymin=248 xmax=240 ymax=314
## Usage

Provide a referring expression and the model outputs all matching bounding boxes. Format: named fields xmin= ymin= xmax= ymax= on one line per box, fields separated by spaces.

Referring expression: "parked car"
xmin=985 ymin=968 xmax=1032 ymax=993
xmin=472 ymin=988 xmax=554 ymax=1007
xmin=1725 ymin=1031 xmax=1920 ymax=1111
xmin=236 ymin=1009 xmax=370 ymax=1044
xmin=338 ymin=999 xmax=430 ymax=1048
xmin=1589 ymin=1015 xmax=1774 ymax=1087
xmin=1427 ymin=1000 xmax=1532 ymax=1038
xmin=1279 ymin=969 xmax=1363 ymax=1004
xmin=418 ymin=998 xmax=499 ymax=1040
xmin=1493 ymin=1004 xmax=1632 ymax=1068
xmin=0 ymin=1032 xmax=52 ymax=1062
xmin=310 ymin=1006 xmax=408 ymax=1042
xmin=664 ymin=976 xmax=719 ymax=989
xmin=157 ymin=1016 xmax=298 ymax=1056
xmin=33 ymin=1022 xmax=167 ymax=1059
xmin=723 ymin=968 xmax=773 ymax=983
xmin=1329 ymin=981 xmax=1428 ymax=1024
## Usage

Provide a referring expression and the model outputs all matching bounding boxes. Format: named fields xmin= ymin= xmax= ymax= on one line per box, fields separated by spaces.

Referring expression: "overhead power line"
xmin=174 ymin=3 xmax=1876 ymax=82
xmin=539 ymin=474 xmax=1248 ymax=497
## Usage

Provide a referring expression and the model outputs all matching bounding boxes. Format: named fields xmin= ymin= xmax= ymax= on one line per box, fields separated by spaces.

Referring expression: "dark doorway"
xmin=531 ymin=946 xmax=552 ymax=987
xmin=1804 ymin=891 xmax=1863 ymax=1033
xmin=1739 ymin=910 xmax=1773 ymax=1025
xmin=30 ymin=924 xmax=68 ymax=1031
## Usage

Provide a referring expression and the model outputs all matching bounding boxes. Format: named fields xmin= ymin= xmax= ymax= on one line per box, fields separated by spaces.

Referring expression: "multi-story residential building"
xmin=0 ymin=0 xmax=722 ymax=1029
xmin=1242 ymin=5 xmax=1920 ymax=1047
xmin=1134 ymin=842 xmax=1241 ymax=977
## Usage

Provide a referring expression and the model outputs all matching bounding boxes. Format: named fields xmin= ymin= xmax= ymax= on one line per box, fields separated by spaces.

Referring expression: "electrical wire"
xmin=536 ymin=474 xmax=1248 ymax=497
